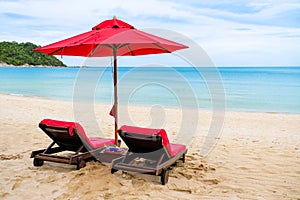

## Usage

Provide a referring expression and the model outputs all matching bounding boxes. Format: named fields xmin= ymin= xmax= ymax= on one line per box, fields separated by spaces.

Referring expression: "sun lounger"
xmin=30 ymin=119 xmax=115 ymax=170
xmin=111 ymin=125 xmax=187 ymax=185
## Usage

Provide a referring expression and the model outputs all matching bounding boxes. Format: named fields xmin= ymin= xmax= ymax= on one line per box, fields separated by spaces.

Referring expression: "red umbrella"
xmin=35 ymin=16 xmax=188 ymax=145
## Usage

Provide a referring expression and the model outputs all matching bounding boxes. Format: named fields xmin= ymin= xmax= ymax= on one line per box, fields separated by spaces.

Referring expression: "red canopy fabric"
xmin=35 ymin=18 xmax=188 ymax=57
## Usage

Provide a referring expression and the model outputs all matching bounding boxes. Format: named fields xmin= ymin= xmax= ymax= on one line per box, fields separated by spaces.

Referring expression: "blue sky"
xmin=0 ymin=0 xmax=300 ymax=66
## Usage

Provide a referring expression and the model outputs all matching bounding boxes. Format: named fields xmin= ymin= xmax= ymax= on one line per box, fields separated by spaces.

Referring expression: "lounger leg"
xmin=76 ymin=157 xmax=86 ymax=170
xmin=32 ymin=141 xmax=56 ymax=167
xmin=111 ymin=168 xmax=118 ymax=174
xmin=160 ymin=168 xmax=169 ymax=185
xmin=182 ymin=154 xmax=186 ymax=163
xmin=33 ymin=158 xmax=44 ymax=167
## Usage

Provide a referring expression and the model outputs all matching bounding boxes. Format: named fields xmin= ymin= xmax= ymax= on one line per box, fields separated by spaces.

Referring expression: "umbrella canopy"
xmin=35 ymin=16 xmax=188 ymax=145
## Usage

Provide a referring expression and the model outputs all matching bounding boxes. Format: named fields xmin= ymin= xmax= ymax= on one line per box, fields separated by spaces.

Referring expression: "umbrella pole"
xmin=113 ymin=48 xmax=118 ymax=145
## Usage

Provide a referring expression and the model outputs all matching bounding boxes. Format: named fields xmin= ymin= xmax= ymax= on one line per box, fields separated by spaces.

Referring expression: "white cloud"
xmin=0 ymin=0 xmax=299 ymax=66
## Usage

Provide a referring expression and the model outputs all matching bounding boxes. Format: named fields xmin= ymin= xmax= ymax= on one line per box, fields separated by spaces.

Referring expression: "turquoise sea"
xmin=0 ymin=66 xmax=299 ymax=114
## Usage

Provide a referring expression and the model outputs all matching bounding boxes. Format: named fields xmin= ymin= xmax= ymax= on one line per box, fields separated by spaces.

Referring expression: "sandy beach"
xmin=0 ymin=93 xmax=299 ymax=199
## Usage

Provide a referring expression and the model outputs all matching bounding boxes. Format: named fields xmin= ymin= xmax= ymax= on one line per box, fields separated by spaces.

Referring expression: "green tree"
xmin=0 ymin=41 xmax=67 ymax=67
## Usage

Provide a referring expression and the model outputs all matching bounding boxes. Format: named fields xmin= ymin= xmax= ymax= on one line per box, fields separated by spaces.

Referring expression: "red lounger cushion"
xmin=40 ymin=119 xmax=114 ymax=149
xmin=119 ymin=125 xmax=186 ymax=157
xmin=168 ymin=144 xmax=186 ymax=157
xmin=88 ymin=137 xmax=115 ymax=149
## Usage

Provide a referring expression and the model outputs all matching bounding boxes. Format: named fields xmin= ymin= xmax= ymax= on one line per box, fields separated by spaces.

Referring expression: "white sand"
xmin=0 ymin=94 xmax=299 ymax=199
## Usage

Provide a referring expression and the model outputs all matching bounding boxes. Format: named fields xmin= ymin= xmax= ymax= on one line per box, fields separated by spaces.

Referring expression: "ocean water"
xmin=0 ymin=66 xmax=299 ymax=114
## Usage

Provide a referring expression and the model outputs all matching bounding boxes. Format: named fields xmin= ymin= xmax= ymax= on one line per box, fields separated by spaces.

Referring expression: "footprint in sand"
xmin=201 ymin=179 xmax=220 ymax=185
xmin=170 ymin=160 xmax=217 ymax=183
xmin=0 ymin=154 xmax=23 ymax=160
xmin=0 ymin=192 xmax=9 ymax=198
xmin=167 ymin=183 xmax=193 ymax=194
xmin=11 ymin=179 xmax=23 ymax=190
xmin=186 ymin=162 xmax=216 ymax=172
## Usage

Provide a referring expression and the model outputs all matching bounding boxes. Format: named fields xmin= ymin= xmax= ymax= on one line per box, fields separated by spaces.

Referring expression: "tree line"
xmin=0 ymin=41 xmax=66 ymax=67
